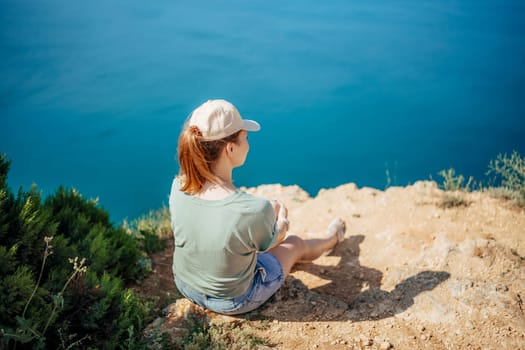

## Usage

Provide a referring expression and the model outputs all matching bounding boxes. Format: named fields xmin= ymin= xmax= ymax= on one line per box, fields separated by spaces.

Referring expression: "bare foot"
xmin=321 ymin=218 xmax=346 ymax=256
xmin=327 ymin=217 xmax=346 ymax=243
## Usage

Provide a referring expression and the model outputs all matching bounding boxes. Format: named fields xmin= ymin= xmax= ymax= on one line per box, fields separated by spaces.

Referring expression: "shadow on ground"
xmin=254 ymin=235 xmax=450 ymax=322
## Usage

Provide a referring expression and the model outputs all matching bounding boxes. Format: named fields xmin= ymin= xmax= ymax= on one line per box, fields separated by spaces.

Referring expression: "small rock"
xmin=359 ymin=334 xmax=372 ymax=346
xmin=380 ymin=341 xmax=392 ymax=350
xmin=420 ymin=335 xmax=428 ymax=341
xmin=419 ymin=325 xmax=426 ymax=332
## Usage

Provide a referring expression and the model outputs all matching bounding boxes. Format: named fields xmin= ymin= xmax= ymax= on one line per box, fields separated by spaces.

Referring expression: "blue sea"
xmin=1 ymin=0 xmax=524 ymax=222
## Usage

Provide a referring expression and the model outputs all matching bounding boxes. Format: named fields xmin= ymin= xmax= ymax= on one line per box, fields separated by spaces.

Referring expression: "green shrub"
xmin=0 ymin=154 xmax=149 ymax=349
xmin=436 ymin=168 xmax=474 ymax=208
xmin=438 ymin=193 xmax=469 ymax=209
xmin=487 ymin=151 xmax=525 ymax=207
xmin=123 ymin=207 xmax=172 ymax=255
xmin=437 ymin=151 xmax=525 ymax=208
xmin=45 ymin=187 xmax=146 ymax=281
xmin=438 ymin=168 xmax=475 ymax=192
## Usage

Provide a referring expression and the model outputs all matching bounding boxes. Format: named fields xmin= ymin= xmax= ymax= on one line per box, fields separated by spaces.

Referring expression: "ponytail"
xmin=177 ymin=125 xmax=241 ymax=194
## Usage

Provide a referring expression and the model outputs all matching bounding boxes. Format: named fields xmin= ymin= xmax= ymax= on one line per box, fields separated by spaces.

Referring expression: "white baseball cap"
xmin=187 ymin=99 xmax=260 ymax=141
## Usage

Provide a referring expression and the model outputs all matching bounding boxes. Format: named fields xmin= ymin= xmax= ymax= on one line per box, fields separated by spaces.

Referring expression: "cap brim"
xmin=242 ymin=119 xmax=261 ymax=132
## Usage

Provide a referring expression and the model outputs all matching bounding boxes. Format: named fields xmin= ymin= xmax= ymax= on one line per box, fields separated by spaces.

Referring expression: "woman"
xmin=169 ymin=99 xmax=346 ymax=315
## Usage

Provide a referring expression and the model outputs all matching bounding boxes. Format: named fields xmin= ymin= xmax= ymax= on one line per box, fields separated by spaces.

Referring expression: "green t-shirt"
xmin=169 ymin=178 xmax=278 ymax=298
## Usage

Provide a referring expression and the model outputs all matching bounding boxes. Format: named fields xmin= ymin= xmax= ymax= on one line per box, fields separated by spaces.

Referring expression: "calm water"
xmin=1 ymin=0 xmax=524 ymax=222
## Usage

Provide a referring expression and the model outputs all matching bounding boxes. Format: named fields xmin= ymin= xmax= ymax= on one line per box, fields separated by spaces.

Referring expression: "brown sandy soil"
xmin=138 ymin=181 xmax=525 ymax=349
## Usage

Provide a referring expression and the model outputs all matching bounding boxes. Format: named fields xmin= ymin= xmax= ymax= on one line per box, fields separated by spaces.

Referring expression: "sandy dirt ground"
xmin=138 ymin=181 xmax=525 ymax=349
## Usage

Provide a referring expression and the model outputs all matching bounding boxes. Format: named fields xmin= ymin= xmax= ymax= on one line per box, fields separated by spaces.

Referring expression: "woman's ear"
xmin=225 ymin=142 xmax=234 ymax=157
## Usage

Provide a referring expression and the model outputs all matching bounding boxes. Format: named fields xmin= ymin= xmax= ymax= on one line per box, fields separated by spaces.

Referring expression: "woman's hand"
xmin=270 ymin=200 xmax=288 ymax=221
xmin=277 ymin=201 xmax=288 ymax=220
xmin=271 ymin=200 xmax=289 ymax=246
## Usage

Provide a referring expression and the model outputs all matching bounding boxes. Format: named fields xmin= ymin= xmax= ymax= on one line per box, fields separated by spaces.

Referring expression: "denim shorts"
xmin=174 ymin=253 xmax=284 ymax=315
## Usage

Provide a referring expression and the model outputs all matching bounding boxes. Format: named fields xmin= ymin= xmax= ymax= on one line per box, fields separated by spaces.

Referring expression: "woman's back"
xmin=169 ymin=178 xmax=276 ymax=298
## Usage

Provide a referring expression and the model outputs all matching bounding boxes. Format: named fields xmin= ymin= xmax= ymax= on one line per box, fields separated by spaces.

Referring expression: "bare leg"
xmin=268 ymin=218 xmax=346 ymax=277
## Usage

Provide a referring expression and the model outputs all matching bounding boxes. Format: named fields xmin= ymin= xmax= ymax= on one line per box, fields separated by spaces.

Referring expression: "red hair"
xmin=177 ymin=126 xmax=241 ymax=194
